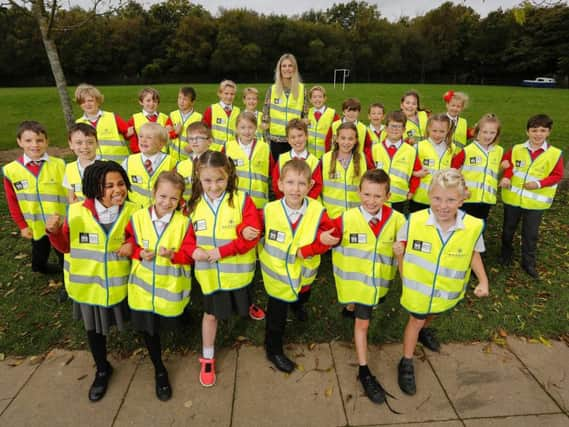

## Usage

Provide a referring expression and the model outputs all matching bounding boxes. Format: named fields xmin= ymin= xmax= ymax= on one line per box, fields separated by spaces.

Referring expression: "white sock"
xmin=203 ymin=347 xmax=215 ymax=359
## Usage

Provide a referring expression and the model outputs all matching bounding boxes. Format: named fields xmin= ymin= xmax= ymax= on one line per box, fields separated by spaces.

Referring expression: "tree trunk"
xmin=33 ymin=2 xmax=74 ymax=129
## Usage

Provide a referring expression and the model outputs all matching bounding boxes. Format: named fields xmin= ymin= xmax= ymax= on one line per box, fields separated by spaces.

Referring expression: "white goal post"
xmin=333 ymin=69 xmax=350 ymax=90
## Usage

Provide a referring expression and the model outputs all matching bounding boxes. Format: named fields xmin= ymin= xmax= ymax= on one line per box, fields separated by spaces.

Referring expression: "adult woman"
xmin=262 ymin=53 xmax=309 ymax=160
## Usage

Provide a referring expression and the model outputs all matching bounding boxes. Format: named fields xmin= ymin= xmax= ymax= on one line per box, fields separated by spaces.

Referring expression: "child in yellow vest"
xmin=74 ymin=83 xmax=130 ymax=163
xmin=331 ymin=169 xmax=405 ymax=404
xmin=443 ymin=90 xmax=473 ymax=149
xmin=400 ymin=90 xmax=429 ymax=145
xmin=242 ymin=87 xmax=265 ymax=142
xmin=394 ymin=168 xmax=489 ymax=396
xmin=123 ymin=122 xmax=177 ymax=208
xmin=409 ymin=114 xmax=458 ymax=213
xmin=307 ymin=85 xmax=339 ymax=159
xmin=367 ymin=102 xmax=386 ymax=146
xmin=186 ymin=151 xmax=262 ymax=387
xmin=326 ymin=98 xmax=371 ymax=155
xmin=168 ymin=86 xmax=203 ymax=162
xmin=321 ymin=122 xmax=367 ymax=219
xmin=452 ymin=114 xmax=503 ymax=221
xmin=203 ymin=80 xmax=240 ymax=151
xmin=176 ymin=122 xmax=213 ymax=202
xmin=367 ymin=111 xmax=418 ymax=214
xmin=64 ymin=123 xmax=100 ymax=203
xmin=260 ymin=159 xmax=338 ymax=373
xmin=46 ymin=161 xmax=136 ymax=402
xmin=499 ymin=114 xmax=564 ymax=278
xmin=3 ymin=121 xmax=66 ymax=275
xmin=127 ymin=87 xmax=173 ymax=154
xmin=125 ymin=171 xmax=193 ymax=401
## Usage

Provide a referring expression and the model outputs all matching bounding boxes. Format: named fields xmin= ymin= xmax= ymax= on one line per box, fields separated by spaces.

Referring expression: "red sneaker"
xmin=248 ymin=304 xmax=266 ymax=321
xmin=199 ymin=357 xmax=216 ymax=387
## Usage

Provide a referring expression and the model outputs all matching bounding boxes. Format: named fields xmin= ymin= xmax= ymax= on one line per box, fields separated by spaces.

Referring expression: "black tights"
xmin=86 ymin=330 xmax=109 ymax=372
xmin=142 ymin=332 xmax=166 ymax=375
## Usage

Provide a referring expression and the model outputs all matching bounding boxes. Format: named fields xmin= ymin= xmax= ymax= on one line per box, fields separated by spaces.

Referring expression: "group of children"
xmin=3 ymin=80 xmax=564 ymax=406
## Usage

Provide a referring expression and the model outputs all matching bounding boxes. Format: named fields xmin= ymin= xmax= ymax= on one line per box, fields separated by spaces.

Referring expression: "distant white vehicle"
xmin=521 ymin=77 xmax=556 ymax=88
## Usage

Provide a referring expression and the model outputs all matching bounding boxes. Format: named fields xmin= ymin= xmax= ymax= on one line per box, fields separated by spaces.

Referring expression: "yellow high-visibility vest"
xmin=321 ymin=151 xmax=367 ymax=218
xmin=133 ymin=112 xmax=169 ymax=154
xmin=168 ymin=110 xmax=203 ymax=161
xmin=400 ymin=209 xmax=483 ymax=315
xmin=76 ymin=111 xmax=129 ymax=163
xmin=371 ymin=142 xmax=416 ymax=203
xmin=127 ymin=209 xmax=191 ymax=317
xmin=368 ymin=126 xmax=387 ymax=146
xmin=501 ymin=144 xmax=562 ymax=210
xmin=451 ymin=117 xmax=468 ymax=149
xmin=307 ymin=107 xmax=336 ymax=158
xmin=125 ymin=154 xmax=178 ymax=208
xmin=191 ymin=191 xmax=256 ymax=294
xmin=331 ymin=120 xmax=367 ymax=153
xmin=210 ymin=104 xmax=240 ymax=152
xmin=412 ymin=139 xmax=456 ymax=204
xmin=333 ymin=207 xmax=405 ymax=305
xmin=259 ymin=198 xmax=323 ymax=302
xmin=278 ymin=151 xmax=319 ymax=175
xmin=404 ymin=111 xmax=428 ymax=143
xmin=3 ymin=158 xmax=66 ymax=240
xmin=64 ymin=201 xmax=137 ymax=307
xmin=461 ymin=142 xmax=503 ymax=204
xmin=176 ymin=158 xmax=195 ymax=200
xmin=64 ymin=161 xmax=87 ymax=201
xmin=225 ymin=139 xmax=270 ymax=209
xmin=268 ymin=83 xmax=305 ymax=139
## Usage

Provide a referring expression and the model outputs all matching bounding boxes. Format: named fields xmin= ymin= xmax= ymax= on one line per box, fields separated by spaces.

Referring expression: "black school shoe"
xmin=89 ymin=364 xmax=113 ymax=402
xmin=359 ymin=374 xmax=386 ymax=404
xmin=522 ymin=264 xmax=539 ymax=279
xmin=398 ymin=358 xmax=416 ymax=396
xmin=155 ymin=371 xmax=172 ymax=401
xmin=267 ymin=353 xmax=295 ymax=373
xmin=418 ymin=328 xmax=440 ymax=352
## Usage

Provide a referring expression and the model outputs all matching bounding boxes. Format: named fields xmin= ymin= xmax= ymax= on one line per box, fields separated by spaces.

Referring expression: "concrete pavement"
xmin=0 ymin=337 xmax=567 ymax=426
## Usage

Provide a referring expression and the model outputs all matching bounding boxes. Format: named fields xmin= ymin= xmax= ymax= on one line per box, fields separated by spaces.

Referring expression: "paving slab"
xmin=506 ymin=337 xmax=569 ymax=412
xmin=464 ymin=413 xmax=569 ymax=426
xmin=370 ymin=422 xmax=463 ymax=427
xmin=114 ymin=349 xmax=236 ymax=427
xmin=331 ymin=341 xmax=457 ymax=425
xmin=232 ymin=344 xmax=346 ymax=427
xmin=0 ymin=349 xmax=136 ymax=427
xmin=428 ymin=342 xmax=559 ymax=419
xmin=0 ymin=356 xmax=41 ymax=414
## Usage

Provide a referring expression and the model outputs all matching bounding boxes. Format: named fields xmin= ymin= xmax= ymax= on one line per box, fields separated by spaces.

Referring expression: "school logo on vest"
xmin=131 ymin=175 xmax=143 ymax=184
xmin=423 ymin=159 xmax=435 ymax=167
xmin=193 ymin=219 xmax=207 ymax=231
xmin=407 ymin=130 xmax=415 ymax=137
xmin=349 ymin=233 xmax=367 ymax=244
xmin=515 ymin=160 xmax=526 ymax=168
xmin=273 ymin=98 xmax=280 ymax=105
xmin=233 ymin=158 xmax=245 ymax=167
xmin=375 ymin=161 xmax=384 ymax=169
xmin=222 ymin=218 xmax=236 ymax=229
xmin=14 ymin=180 xmax=29 ymax=190
xmin=330 ymin=171 xmax=341 ymax=180
xmin=268 ymin=229 xmax=285 ymax=243
xmin=448 ymin=248 xmax=465 ymax=257
xmin=216 ymin=118 xmax=224 ymax=124
xmin=412 ymin=240 xmax=431 ymax=253
xmin=72 ymin=183 xmax=82 ymax=193
xmin=469 ymin=156 xmax=481 ymax=165
xmin=79 ymin=232 xmax=99 ymax=244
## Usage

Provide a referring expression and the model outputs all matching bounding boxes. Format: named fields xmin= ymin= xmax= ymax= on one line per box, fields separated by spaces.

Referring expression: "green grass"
xmin=1 ymin=83 xmax=568 ymax=356
xmin=1 ymin=83 xmax=569 ymax=152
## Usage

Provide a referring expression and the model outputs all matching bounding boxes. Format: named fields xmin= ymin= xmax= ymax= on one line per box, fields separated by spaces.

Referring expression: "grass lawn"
xmin=0 ymin=83 xmax=568 ymax=356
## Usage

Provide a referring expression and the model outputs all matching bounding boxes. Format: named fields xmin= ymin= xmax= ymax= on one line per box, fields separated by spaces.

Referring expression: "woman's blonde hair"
xmin=274 ymin=53 xmax=301 ymax=99
xmin=429 ymin=168 xmax=467 ymax=197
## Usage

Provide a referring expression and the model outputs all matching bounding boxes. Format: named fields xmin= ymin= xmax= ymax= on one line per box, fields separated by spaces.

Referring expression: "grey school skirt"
xmin=73 ymin=300 xmax=130 ymax=336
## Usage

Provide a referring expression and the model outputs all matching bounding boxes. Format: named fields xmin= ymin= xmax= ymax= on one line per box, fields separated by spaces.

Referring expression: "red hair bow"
xmin=443 ymin=90 xmax=455 ymax=103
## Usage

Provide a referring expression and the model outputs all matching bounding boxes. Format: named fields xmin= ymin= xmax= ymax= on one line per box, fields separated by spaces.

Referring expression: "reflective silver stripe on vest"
xmin=70 ymin=248 xmax=125 ymax=263
xmin=418 ymin=182 xmax=430 ymax=192
xmin=240 ymin=188 xmax=267 ymax=200
xmin=129 ymin=275 xmax=190 ymax=302
xmin=194 ymin=261 xmax=255 ymax=273
xmin=270 ymin=117 xmax=289 ymax=126
xmin=140 ymin=260 xmax=191 ymax=278
xmin=23 ymin=213 xmax=45 ymax=221
xmin=100 ymin=154 xmax=128 ymax=162
xmin=68 ymin=273 xmax=128 ymax=289
xmin=131 ymin=186 xmax=152 ymax=198
xmin=15 ymin=193 xmax=65 ymax=203
xmin=453 ymin=139 xmax=465 ymax=149
xmin=334 ymin=246 xmax=393 ymax=265
xmin=321 ymin=195 xmax=348 ymax=208
xmin=390 ymin=186 xmax=408 ymax=197
xmin=212 ymin=138 xmax=226 ymax=147
xmin=211 ymin=124 xmax=232 ymax=134
xmin=508 ymin=185 xmax=554 ymax=204
xmin=180 ymin=136 xmax=188 ymax=142
xmin=461 ymin=165 xmax=486 ymax=174
xmin=465 ymin=181 xmax=497 ymax=195
xmin=390 ymin=168 xmax=410 ymax=181
xmin=333 ymin=265 xmax=391 ymax=288
xmin=323 ymin=180 xmax=359 ymax=192
xmin=271 ymin=104 xmax=302 ymax=115
xmin=308 ymin=130 xmax=326 ymax=139
xmin=195 ymin=236 xmax=233 ymax=246
xmin=403 ymin=278 xmax=462 ymax=300
xmin=513 ymin=170 xmax=541 ymax=182
xmin=262 ymin=243 xmax=296 ymax=263
xmin=301 ymin=266 xmax=318 ymax=279
xmin=236 ymin=170 xmax=269 ymax=183
xmin=98 ymin=139 xmax=125 ymax=147
xmin=260 ymin=261 xmax=300 ymax=288
xmin=405 ymin=252 xmax=466 ymax=280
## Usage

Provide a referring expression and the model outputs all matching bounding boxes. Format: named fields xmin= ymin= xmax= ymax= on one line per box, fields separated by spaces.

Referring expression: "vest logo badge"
xmin=193 ymin=219 xmax=207 ymax=231
xmin=79 ymin=232 xmax=99 ymax=244
xmin=273 ymin=98 xmax=280 ymax=104
xmin=349 ymin=233 xmax=367 ymax=244
xmin=142 ymin=239 xmax=150 ymax=249
xmin=184 ymin=176 xmax=192 ymax=184
xmin=131 ymin=175 xmax=142 ymax=184
xmin=268 ymin=229 xmax=285 ymax=243
xmin=469 ymin=156 xmax=481 ymax=165
xmin=412 ymin=240 xmax=431 ymax=253
xmin=72 ymin=183 xmax=82 ymax=193
xmin=423 ymin=159 xmax=435 ymax=167
xmin=330 ymin=172 xmax=341 ymax=180
xmin=448 ymin=248 xmax=464 ymax=257
xmin=216 ymin=118 xmax=223 ymax=124
xmin=222 ymin=219 xmax=235 ymax=229
xmin=515 ymin=160 xmax=526 ymax=168
xmin=375 ymin=161 xmax=383 ymax=169
xmin=233 ymin=158 xmax=245 ymax=167
xmin=14 ymin=180 xmax=29 ymax=190
xmin=407 ymin=130 xmax=415 ymax=137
